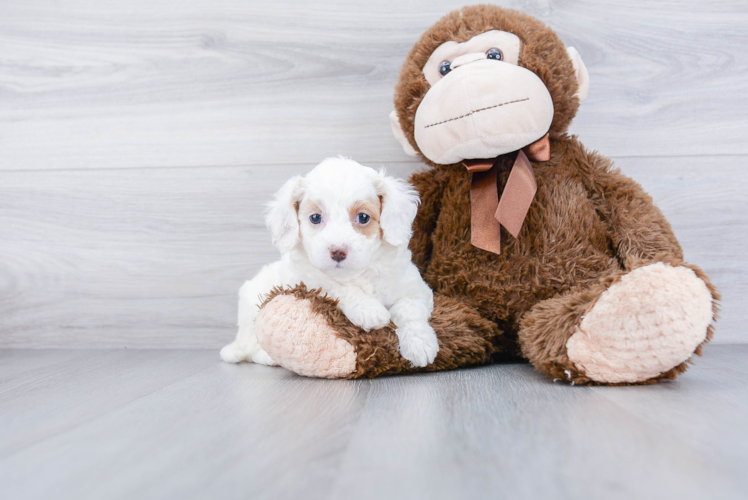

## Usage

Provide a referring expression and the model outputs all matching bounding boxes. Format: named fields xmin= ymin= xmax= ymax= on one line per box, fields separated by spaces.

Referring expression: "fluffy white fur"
xmin=220 ymin=157 xmax=439 ymax=368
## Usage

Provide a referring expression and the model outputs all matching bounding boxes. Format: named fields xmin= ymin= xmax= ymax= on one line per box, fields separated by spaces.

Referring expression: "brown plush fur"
xmin=407 ymin=133 xmax=718 ymax=385
xmin=258 ymin=5 xmax=719 ymax=384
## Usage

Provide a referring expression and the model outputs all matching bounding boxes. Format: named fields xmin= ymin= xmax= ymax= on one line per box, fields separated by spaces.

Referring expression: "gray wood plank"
xmin=0 ymin=350 xmax=370 ymax=500
xmin=590 ymin=347 xmax=748 ymax=489
xmin=0 ymin=156 xmax=745 ymax=348
xmin=0 ymin=350 xmax=89 ymax=386
xmin=0 ymin=350 xmax=214 ymax=460
xmin=329 ymin=364 xmax=741 ymax=500
xmin=1 ymin=0 xmax=747 ymax=171
xmin=0 ymin=347 xmax=746 ymax=500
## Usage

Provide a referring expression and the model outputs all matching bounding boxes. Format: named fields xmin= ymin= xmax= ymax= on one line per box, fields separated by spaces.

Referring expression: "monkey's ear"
xmin=389 ymin=110 xmax=419 ymax=156
xmin=566 ymin=47 xmax=590 ymax=102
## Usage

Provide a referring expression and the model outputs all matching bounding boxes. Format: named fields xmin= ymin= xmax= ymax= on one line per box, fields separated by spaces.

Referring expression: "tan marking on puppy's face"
xmin=297 ymin=199 xmax=325 ymax=238
xmin=298 ymin=199 xmax=322 ymax=217
xmin=349 ymin=198 xmax=381 ymax=239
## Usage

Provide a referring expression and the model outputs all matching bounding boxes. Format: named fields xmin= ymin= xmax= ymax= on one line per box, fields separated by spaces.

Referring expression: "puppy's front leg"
xmin=389 ymin=297 xmax=439 ymax=368
xmin=331 ymin=287 xmax=391 ymax=332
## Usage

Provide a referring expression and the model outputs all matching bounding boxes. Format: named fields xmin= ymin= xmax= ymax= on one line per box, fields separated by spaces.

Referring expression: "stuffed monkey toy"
xmin=251 ymin=5 xmax=718 ymax=385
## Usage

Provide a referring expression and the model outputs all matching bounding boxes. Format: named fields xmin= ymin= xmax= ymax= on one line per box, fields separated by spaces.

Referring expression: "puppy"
xmin=220 ymin=157 xmax=440 ymax=368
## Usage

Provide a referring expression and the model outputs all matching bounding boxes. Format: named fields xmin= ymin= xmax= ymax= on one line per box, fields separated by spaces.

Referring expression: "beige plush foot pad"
xmin=255 ymin=295 xmax=357 ymax=379
xmin=567 ymin=263 xmax=713 ymax=383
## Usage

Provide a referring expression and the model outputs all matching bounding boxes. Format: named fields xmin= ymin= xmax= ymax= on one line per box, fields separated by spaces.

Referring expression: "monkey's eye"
xmin=439 ymin=60 xmax=451 ymax=76
xmin=356 ymin=213 xmax=371 ymax=224
xmin=309 ymin=214 xmax=322 ymax=224
xmin=486 ymin=48 xmax=503 ymax=61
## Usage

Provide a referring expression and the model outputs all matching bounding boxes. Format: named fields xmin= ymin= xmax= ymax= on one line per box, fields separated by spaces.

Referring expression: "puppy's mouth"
xmin=326 ymin=259 xmax=347 ymax=270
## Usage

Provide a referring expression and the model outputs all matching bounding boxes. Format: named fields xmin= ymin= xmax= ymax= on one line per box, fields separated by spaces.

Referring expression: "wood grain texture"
xmin=0 ymin=350 xmax=372 ymax=500
xmin=591 ymin=348 xmax=748 ymax=493
xmin=0 ymin=346 xmax=746 ymax=500
xmin=0 ymin=350 xmax=212 ymax=459
xmin=1 ymin=156 xmax=745 ymax=348
xmin=329 ymin=366 xmax=738 ymax=500
xmin=1 ymin=0 xmax=747 ymax=171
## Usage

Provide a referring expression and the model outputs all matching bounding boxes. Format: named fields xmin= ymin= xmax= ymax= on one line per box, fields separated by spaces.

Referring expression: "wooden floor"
xmin=1 ymin=345 xmax=746 ymax=500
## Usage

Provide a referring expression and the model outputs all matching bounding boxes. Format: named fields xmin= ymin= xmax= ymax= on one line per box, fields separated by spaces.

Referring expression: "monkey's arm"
xmin=408 ymin=167 xmax=445 ymax=275
xmin=580 ymin=149 xmax=684 ymax=269
xmin=518 ymin=145 xmax=718 ymax=385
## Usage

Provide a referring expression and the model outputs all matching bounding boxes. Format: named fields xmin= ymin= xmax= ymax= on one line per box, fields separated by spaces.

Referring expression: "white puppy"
xmin=220 ymin=157 xmax=440 ymax=368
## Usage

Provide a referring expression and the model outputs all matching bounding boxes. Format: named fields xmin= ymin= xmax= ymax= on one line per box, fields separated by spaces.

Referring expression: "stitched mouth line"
xmin=424 ymin=97 xmax=530 ymax=128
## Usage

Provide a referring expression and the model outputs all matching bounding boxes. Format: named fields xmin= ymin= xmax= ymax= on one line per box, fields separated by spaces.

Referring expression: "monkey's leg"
xmin=519 ymin=261 xmax=718 ymax=385
xmin=254 ymin=285 xmax=503 ymax=379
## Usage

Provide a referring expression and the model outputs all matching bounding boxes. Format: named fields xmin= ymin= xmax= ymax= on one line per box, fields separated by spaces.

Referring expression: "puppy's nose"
xmin=330 ymin=245 xmax=348 ymax=262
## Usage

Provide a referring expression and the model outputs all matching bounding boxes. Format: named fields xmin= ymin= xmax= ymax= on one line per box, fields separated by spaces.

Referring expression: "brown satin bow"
xmin=462 ymin=133 xmax=550 ymax=254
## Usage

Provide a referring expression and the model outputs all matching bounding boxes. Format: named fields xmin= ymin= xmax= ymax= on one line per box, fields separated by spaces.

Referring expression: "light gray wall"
xmin=1 ymin=0 xmax=746 ymax=347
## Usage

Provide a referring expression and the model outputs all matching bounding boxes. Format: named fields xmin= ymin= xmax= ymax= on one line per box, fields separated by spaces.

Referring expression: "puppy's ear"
xmin=265 ymin=175 xmax=304 ymax=253
xmin=376 ymin=170 xmax=420 ymax=247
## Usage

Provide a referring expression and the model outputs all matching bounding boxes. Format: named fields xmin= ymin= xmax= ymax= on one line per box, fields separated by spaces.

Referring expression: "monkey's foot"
xmin=566 ymin=263 xmax=713 ymax=383
xmin=255 ymin=294 xmax=357 ymax=379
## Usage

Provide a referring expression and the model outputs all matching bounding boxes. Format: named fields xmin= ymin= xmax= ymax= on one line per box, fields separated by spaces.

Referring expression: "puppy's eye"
xmin=439 ymin=60 xmax=451 ymax=76
xmin=356 ymin=213 xmax=370 ymax=224
xmin=309 ymin=214 xmax=322 ymax=224
xmin=486 ymin=48 xmax=503 ymax=61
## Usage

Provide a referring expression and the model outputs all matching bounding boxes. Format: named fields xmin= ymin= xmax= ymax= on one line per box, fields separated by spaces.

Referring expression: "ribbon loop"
xmin=469 ymin=163 xmax=502 ymax=254
xmin=495 ymin=150 xmax=537 ymax=238
xmin=464 ymin=140 xmax=543 ymax=255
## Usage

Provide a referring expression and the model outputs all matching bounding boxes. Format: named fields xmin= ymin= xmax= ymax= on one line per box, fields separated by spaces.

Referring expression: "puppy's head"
xmin=265 ymin=157 xmax=419 ymax=275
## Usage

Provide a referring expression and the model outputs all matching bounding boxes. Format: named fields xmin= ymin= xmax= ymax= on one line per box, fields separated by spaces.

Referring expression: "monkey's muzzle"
xmin=413 ymin=59 xmax=554 ymax=165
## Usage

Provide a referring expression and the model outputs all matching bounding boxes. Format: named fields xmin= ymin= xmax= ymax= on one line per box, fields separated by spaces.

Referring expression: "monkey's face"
xmin=414 ymin=30 xmax=554 ymax=165
xmin=391 ymin=7 xmax=589 ymax=166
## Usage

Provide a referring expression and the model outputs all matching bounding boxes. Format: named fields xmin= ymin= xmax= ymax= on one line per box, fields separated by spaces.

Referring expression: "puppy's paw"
xmin=220 ymin=343 xmax=249 ymax=363
xmin=343 ymin=301 xmax=391 ymax=331
xmin=221 ymin=340 xmax=278 ymax=366
xmin=396 ymin=322 xmax=439 ymax=368
xmin=251 ymin=348 xmax=279 ymax=366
